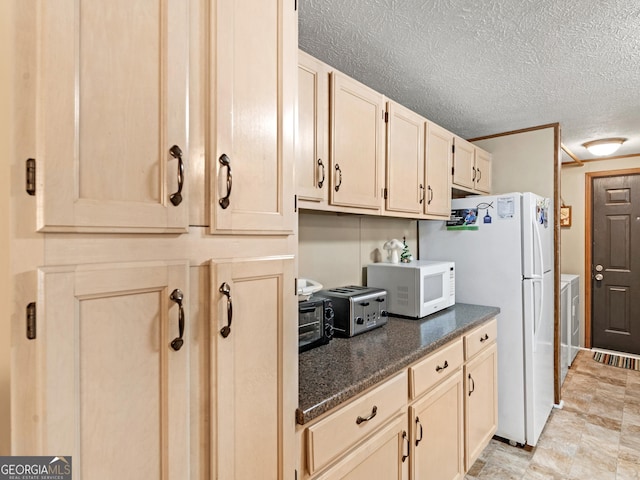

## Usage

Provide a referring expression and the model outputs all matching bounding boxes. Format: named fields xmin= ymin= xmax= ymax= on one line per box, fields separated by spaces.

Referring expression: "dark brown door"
xmin=592 ymin=173 xmax=640 ymax=354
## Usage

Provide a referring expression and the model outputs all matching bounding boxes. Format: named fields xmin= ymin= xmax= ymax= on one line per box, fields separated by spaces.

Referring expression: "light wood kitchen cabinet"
xmin=474 ymin=147 xmax=492 ymax=193
xmin=424 ymin=121 xmax=453 ymax=218
xmin=313 ymin=414 xmax=409 ymax=480
xmin=297 ymin=51 xmax=330 ymax=208
xmin=212 ymin=256 xmax=297 ymax=480
xmin=11 ymin=0 xmax=298 ymax=478
xmin=409 ymin=337 xmax=464 ymax=480
xmin=463 ymin=321 xmax=498 ymax=471
xmin=410 ymin=371 xmax=464 ymax=480
xmin=329 ymin=71 xmax=385 ymax=213
xmin=33 ymin=0 xmax=189 ymax=233
xmin=384 ymin=101 xmax=425 ymax=217
xmin=452 ymin=137 xmax=492 ymax=194
xmin=14 ymin=262 xmax=190 ymax=478
xmin=305 ymin=371 xmax=407 ymax=475
xmin=210 ymin=0 xmax=296 ymax=235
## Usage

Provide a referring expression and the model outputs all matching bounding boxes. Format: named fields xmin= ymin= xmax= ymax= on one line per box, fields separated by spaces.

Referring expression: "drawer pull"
xmin=415 ymin=416 xmax=423 ymax=447
xmin=480 ymin=333 xmax=489 ymax=342
xmin=402 ymin=431 xmax=409 ymax=462
xmin=435 ymin=360 xmax=449 ymax=372
xmin=355 ymin=405 xmax=377 ymax=425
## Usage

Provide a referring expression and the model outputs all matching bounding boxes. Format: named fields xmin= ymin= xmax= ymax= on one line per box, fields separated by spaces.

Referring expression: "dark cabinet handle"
xmin=356 ymin=405 xmax=377 ymax=425
xmin=480 ymin=333 xmax=489 ymax=342
xmin=169 ymin=145 xmax=184 ymax=206
xmin=472 ymin=166 xmax=477 ymax=182
xmin=317 ymin=159 xmax=326 ymax=188
xmin=169 ymin=289 xmax=185 ymax=351
xmin=219 ymin=282 xmax=233 ymax=338
xmin=402 ymin=431 xmax=409 ymax=462
xmin=468 ymin=373 xmax=475 ymax=396
xmin=415 ymin=416 xmax=423 ymax=446
xmin=427 ymin=185 xmax=433 ymax=204
xmin=334 ymin=164 xmax=342 ymax=191
xmin=218 ymin=154 xmax=232 ymax=209
xmin=419 ymin=184 xmax=425 ymax=204
xmin=477 ymin=168 xmax=482 ymax=182
xmin=435 ymin=360 xmax=449 ymax=372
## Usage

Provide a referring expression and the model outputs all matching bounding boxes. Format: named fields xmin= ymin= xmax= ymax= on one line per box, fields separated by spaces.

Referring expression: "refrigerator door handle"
xmin=533 ymin=214 xmax=545 ymax=277
xmin=531 ymin=277 xmax=544 ymax=344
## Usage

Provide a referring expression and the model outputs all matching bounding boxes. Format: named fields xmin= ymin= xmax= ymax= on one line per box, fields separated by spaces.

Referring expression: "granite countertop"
xmin=297 ymin=303 xmax=500 ymax=425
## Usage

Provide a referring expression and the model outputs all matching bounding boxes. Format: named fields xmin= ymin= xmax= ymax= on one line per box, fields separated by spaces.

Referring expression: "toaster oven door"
xmin=298 ymin=302 xmax=323 ymax=351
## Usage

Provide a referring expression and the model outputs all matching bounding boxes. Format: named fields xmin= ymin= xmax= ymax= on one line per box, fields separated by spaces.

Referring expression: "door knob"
xmin=595 ymin=264 xmax=604 ymax=272
xmin=595 ymin=273 xmax=604 ymax=281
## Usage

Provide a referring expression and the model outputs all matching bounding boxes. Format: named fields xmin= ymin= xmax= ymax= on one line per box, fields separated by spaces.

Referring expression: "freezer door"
xmin=522 ymin=272 xmax=554 ymax=446
xmin=522 ymin=193 xmax=553 ymax=277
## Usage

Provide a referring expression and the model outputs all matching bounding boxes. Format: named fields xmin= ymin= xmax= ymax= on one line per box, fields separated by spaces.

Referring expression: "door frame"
xmin=584 ymin=167 xmax=640 ymax=348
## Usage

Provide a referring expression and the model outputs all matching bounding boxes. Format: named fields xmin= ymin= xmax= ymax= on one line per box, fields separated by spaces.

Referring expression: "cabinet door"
xmin=330 ymin=72 xmax=384 ymax=212
xmin=474 ymin=148 xmax=492 ymax=193
xmin=424 ymin=122 xmax=453 ymax=218
xmin=297 ymin=51 xmax=329 ymax=205
xmin=28 ymin=261 xmax=190 ymax=479
xmin=452 ymin=137 xmax=475 ymax=190
xmin=385 ymin=101 xmax=425 ymax=216
xmin=411 ymin=371 xmax=464 ymax=480
xmin=212 ymin=256 xmax=297 ymax=480
xmin=211 ymin=0 xmax=295 ymax=234
xmin=464 ymin=343 xmax=498 ymax=471
xmin=36 ymin=0 xmax=188 ymax=233
xmin=314 ymin=414 xmax=409 ymax=480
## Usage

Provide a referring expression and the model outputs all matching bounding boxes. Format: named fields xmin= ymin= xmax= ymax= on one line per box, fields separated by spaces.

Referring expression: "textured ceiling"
xmin=299 ymin=0 xmax=640 ymax=162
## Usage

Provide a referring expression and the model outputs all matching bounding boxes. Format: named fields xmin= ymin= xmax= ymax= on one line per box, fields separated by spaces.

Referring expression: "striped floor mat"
xmin=593 ymin=351 xmax=640 ymax=371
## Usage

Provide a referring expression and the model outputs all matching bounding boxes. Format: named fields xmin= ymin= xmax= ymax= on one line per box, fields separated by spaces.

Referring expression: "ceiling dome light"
xmin=582 ymin=138 xmax=626 ymax=156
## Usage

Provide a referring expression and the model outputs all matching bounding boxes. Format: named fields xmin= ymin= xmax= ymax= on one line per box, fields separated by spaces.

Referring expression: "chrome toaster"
xmin=316 ymin=286 xmax=388 ymax=337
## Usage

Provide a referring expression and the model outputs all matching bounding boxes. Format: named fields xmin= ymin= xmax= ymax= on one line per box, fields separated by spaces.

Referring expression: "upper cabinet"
xmin=384 ymin=101 xmax=425 ymax=217
xmin=296 ymin=51 xmax=490 ymax=221
xmin=452 ymin=137 xmax=492 ymax=194
xmin=329 ymin=71 xmax=385 ymax=213
xmin=297 ymin=51 xmax=330 ymax=208
xmin=474 ymin=147 xmax=492 ymax=193
xmin=210 ymin=0 xmax=296 ymax=235
xmin=424 ymin=122 xmax=453 ymax=218
xmin=35 ymin=0 xmax=189 ymax=233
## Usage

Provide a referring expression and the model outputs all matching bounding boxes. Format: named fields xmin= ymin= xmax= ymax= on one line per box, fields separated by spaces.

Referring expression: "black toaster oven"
xmin=298 ymin=296 xmax=334 ymax=353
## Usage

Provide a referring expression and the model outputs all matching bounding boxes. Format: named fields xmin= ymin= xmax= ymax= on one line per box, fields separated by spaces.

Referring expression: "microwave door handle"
xmin=299 ymin=306 xmax=317 ymax=314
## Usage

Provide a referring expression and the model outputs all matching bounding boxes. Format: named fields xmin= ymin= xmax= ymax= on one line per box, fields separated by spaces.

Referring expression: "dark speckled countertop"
xmin=297 ymin=303 xmax=500 ymax=425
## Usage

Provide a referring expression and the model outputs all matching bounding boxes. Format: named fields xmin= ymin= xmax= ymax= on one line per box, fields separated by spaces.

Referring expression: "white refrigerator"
xmin=419 ymin=192 xmax=554 ymax=447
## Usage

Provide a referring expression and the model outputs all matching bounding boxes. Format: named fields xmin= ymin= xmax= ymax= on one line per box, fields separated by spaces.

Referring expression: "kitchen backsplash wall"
xmin=299 ymin=211 xmax=418 ymax=289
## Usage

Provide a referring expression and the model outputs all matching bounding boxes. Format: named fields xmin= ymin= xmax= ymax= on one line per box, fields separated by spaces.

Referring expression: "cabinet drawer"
xmin=306 ymin=371 xmax=408 ymax=475
xmin=464 ymin=318 xmax=497 ymax=360
xmin=409 ymin=338 xmax=463 ymax=400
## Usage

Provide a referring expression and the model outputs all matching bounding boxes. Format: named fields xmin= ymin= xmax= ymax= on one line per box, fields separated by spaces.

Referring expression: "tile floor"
xmin=465 ymin=349 xmax=640 ymax=480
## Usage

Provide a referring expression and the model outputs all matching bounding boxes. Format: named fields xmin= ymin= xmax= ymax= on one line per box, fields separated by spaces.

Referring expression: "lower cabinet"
xmin=314 ymin=414 xmax=409 ymax=480
xmin=410 ymin=372 xmax=464 ymax=480
xmin=297 ymin=318 xmax=498 ymax=480
xmin=212 ymin=256 xmax=297 ymax=480
xmin=15 ymin=262 xmax=191 ymax=479
xmin=464 ymin=342 xmax=498 ymax=471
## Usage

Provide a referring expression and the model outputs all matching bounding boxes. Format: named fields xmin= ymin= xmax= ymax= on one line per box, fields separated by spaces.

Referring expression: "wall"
xmin=298 ymin=211 xmax=417 ymax=288
xmin=0 ymin=0 xmax=13 ymax=455
xmin=560 ymin=156 xmax=640 ymax=347
xmin=472 ymin=127 xmax=556 ymax=198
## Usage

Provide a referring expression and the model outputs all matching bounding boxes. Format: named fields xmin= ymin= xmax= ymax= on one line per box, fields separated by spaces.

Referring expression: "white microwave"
xmin=366 ymin=260 xmax=455 ymax=318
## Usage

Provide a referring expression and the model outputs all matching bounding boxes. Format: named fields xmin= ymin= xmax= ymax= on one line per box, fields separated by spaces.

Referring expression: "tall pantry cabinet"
xmin=10 ymin=1 xmax=298 ymax=480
